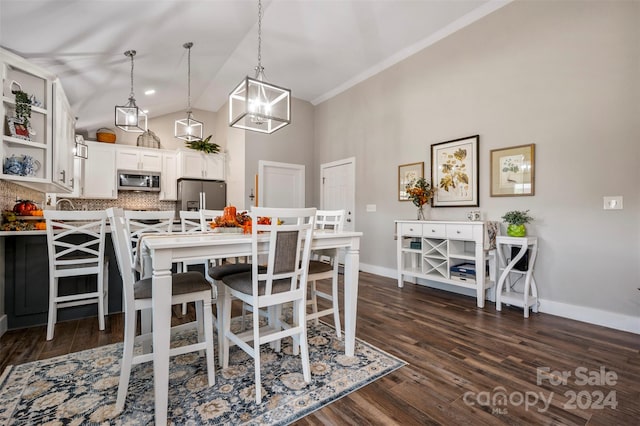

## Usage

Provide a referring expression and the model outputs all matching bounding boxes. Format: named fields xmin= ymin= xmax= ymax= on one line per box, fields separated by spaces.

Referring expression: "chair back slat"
xmin=179 ymin=210 xmax=202 ymax=232
xmin=124 ymin=210 xmax=175 ymax=261
xmin=106 ymin=208 xmax=137 ymax=314
xmin=199 ymin=209 xmax=224 ymax=232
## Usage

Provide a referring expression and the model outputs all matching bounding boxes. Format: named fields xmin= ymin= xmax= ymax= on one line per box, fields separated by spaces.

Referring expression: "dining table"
xmin=139 ymin=228 xmax=362 ymax=425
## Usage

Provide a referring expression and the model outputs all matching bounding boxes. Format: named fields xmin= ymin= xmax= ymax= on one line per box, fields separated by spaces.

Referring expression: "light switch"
xmin=603 ymin=196 xmax=623 ymax=210
xmin=366 ymin=204 xmax=376 ymax=212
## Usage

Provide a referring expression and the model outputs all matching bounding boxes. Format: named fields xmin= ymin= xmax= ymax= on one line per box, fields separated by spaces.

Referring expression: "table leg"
xmin=343 ymin=241 xmax=360 ymax=357
xmin=215 ymin=280 xmax=226 ymax=367
xmin=151 ymin=251 xmax=173 ymax=425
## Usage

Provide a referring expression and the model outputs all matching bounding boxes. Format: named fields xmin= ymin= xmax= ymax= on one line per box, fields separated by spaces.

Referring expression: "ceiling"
xmin=0 ymin=0 xmax=508 ymax=131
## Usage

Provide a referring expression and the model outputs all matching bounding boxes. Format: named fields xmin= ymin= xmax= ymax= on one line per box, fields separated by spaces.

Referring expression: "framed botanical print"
xmin=431 ymin=135 xmax=479 ymax=207
xmin=490 ymin=144 xmax=535 ymax=196
xmin=398 ymin=162 xmax=424 ymax=201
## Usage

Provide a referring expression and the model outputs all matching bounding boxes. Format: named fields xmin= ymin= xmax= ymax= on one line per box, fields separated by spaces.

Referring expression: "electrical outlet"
xmin=366 ymin=204 xmax=376 ymax=212
xmin=603 ymin=196 xmax=623 ymax=210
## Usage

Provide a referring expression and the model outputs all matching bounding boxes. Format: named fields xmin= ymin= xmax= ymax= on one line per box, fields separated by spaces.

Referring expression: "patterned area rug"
xmin=0 ymin=320 xmax=405 ymax=425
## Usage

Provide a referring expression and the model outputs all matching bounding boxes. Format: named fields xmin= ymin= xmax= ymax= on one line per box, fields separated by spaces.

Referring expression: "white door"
xmin=321 ymin=157 xmax=355 ymax=232
xmin=258 ymin=161 xmax=305 ymax=208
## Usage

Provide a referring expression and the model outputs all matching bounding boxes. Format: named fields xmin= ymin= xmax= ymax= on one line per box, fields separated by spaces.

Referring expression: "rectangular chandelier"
xmin=115 ymin=103 xmax=147 ymax=133
xmin=229 ymin=76 xmax=291 ymax=134
xmin=175 ymin=113 xmax=203 ymax=142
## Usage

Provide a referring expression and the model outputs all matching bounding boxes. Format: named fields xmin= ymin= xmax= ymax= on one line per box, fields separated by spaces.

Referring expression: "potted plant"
xmin=501 ymin=209 xmax=533 ymax=237
xmin=14 ymin=89 xmax=31 ymax=129
xmin=185 ymin=135 xmax=220 ymax=154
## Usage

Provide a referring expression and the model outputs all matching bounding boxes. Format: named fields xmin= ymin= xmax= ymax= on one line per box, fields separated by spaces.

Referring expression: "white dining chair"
xmin=44 ymin=209 xmax=109 ymax=341
xmin=106 ymin=207 xmax=216 ymax=414
xmin=219 ymin=207 xmax=316 ymax=403
xmin=123 ymin=210 xmax=175 ymax=265
xmin=306 ymin=209 xmax=345 ymax=337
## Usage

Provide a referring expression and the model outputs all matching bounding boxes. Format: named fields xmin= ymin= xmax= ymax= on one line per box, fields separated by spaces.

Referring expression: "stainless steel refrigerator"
xmin=176 ymin=179 xmax=226 ymax=213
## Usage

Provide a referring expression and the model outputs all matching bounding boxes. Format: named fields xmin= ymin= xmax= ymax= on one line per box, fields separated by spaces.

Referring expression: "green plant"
xmin=185 ymin=135 xmax=220 ymax=154
xmin=14 ymin=90 xmax=31 ymax=128
xmin=501 ymin=209 xmax=533 ymax=226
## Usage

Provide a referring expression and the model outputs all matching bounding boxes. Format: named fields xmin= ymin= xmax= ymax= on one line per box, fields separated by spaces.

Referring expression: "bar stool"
xmin=44 ymin=209 xmax=109 ymax=341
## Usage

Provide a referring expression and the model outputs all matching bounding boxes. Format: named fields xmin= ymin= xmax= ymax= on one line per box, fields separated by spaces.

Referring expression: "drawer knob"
xmin=409 ymin=227 xmax=414 ymax=232
xmin=457 ymin=230 xmax=461 ymax=234
xmin=431 ymin=229 xmax=435 ymax=232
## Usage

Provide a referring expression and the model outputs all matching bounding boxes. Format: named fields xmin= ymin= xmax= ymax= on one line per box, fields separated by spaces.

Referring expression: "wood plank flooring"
xmin=2 ymin=272 xmax=638 ymax=424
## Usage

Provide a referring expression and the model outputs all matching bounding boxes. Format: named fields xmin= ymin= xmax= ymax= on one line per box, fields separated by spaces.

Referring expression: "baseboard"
xmin=0 ymin=314 xmax=7 ymax=338
xmin=538 ymin=299 xmax=640 ymax=335
xmin=358 ymin=263 xmax=639 ymax=335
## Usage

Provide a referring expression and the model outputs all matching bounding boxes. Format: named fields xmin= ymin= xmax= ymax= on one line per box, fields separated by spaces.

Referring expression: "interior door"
xmin=258 ymin=161 xmax=305 ymax=208
xmin=321 ymin=157 xmax=356 ymax=232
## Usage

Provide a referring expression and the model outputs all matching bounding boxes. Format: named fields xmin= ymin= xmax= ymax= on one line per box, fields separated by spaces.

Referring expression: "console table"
xmin=495 ymin=235 xmax=539 ymax=318
xmin=395 ymin=220 xmax=493 ymax=308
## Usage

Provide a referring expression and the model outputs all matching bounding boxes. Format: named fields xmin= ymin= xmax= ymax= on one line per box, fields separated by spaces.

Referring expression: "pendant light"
xmin=115 ymin=50 xmax=147 ymax=133
xmin=229 ymin=0 xmax=291 ymax=134
xmin=175 ymin=42 xmax=204 ymax=141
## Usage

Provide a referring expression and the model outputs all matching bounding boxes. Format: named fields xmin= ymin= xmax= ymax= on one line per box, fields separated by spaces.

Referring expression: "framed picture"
xmin=431 ymin=135 xmax=479 ymax=207
xmin=6 ymin=117 xmax=30 ymax=140
xmin=398 ymin=162 xmax=424 ymax=201
xmin=490 ymin=143 xmax=535 ymax=196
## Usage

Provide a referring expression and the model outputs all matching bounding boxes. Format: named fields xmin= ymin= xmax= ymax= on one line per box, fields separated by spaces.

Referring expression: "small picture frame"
xmin=431 ymin=135 xmax=479 ymax=207
xmin=490 ymin=144 xmax=535 ymax=196
xmin=6 ymin=117 xmax=30 ymax=141
xmin=398 ymin=162 xmax=424 ymax=201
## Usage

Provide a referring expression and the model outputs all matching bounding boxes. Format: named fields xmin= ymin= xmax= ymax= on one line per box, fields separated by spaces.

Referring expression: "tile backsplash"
xmin=0 ymin=180 xmax=175 ymax=212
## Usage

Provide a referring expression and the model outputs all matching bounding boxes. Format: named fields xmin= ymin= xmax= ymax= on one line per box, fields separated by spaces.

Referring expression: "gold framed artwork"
xmin=490 ymin=144 xmax=535 ymax=197
xmin=431 ymin=135 xmax=479 ymax=207
xmin=398 ymin=162 xmax=424 ymax=201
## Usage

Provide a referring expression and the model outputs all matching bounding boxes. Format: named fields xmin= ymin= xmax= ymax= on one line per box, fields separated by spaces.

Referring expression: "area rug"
xmin=0 ymin=320 xmax=405 ymax=425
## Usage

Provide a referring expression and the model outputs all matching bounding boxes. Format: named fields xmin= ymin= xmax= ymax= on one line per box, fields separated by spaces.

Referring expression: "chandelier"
xmin=229 ymin=0 xmax=291 ymax=134
xmin=175 ymin=42 xmax=204 ymax=141
xmin=114 ymin=50 xmax=147 ymax=132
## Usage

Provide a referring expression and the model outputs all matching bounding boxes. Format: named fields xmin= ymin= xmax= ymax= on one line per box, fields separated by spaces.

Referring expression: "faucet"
xmin=56 ymin=198 xmax=76 ymax=210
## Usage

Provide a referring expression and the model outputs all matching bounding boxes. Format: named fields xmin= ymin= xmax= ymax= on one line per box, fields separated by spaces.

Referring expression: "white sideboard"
xmin=395 ymin=220 xmax=493 ymax=308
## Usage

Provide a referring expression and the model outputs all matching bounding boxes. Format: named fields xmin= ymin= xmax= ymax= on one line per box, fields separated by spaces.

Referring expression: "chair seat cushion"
xmin=135 ymin=271 xmax=211 ymax=300
xmin=222 ymin=271 xmax=295 ymax=296
xmin=308 ymin=260 xmax=333 ymax=275
xmin=207 ymin=263 xmax=252 ymax=280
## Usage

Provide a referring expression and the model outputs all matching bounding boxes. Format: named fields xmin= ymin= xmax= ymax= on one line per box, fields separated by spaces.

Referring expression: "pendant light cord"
xmin=257 ymin=0 xmax=262 ymax=69
xmin=185 ymin=42 xmax=193 ymax=113
xmin=129 ymin=51 xmax=135 ymax=101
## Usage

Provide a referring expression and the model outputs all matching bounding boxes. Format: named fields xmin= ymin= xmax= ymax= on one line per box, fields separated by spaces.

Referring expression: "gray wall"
xmin=313 ymin=1 xmax=640 ymax=321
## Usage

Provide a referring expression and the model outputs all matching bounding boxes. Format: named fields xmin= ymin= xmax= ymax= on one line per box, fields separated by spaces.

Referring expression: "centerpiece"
xmin=406 ymin=177 xmax=436 ymax=220
xmin=210 ymin=206 xmax=250 ymax=233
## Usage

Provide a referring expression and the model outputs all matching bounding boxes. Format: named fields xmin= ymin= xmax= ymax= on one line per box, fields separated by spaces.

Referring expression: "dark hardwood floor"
xmin=2 ymin=272 xmax=639 ymax=424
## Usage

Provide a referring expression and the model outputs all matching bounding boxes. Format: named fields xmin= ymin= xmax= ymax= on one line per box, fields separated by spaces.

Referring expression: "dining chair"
xmin=106 ymin=207 xmax=216 ymax=414
xmin=178 ymin=210 xmax=208 ymax=315
xmin=219 ymin=207 xmax=316 ymax=403
xmin=306 ymin=209 xmax=345 ymax=337
xmin=123 ymin=210 xmax=175 ymax=265
xmin=44 ymin=209 xmax=109 ymax=341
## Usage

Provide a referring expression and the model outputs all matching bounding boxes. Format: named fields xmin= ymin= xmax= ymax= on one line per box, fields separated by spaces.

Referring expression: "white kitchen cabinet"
xmin=177 ymin=150 xmax=225 ymax=180
xmin=116 ymin=146 xmax=162 ymax=172
xmin=81 ymin=141 xmax=117 ymax=199
xmin=395 ymin=220 xmax=493 ymax=308
xmin=1 ymin=48 xmax=52 ymax=188
xmin=159 ymin=152 xmax=177 ymax=201
xmin=51 ymin=79 xmax=75 ymax=192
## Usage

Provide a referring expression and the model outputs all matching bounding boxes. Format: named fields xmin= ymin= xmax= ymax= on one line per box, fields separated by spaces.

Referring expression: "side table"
xmin=495 ymin=236 xmax=539 ymax=318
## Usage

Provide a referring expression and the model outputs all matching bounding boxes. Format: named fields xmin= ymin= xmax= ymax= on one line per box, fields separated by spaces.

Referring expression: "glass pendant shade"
xmin=175 ymin=111 xmax=203 ymax=141
xmin=115 ymin=50 xmax=147 ymax=133
xmin=229 ymin=74 xmax=291 ymax=134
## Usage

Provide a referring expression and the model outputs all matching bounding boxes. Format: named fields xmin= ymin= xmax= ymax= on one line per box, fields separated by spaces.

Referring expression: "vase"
xmin=507 ymin=224 xmax=526 ymax=237
xmin=417 ymin=205 xmax=426 ymax=221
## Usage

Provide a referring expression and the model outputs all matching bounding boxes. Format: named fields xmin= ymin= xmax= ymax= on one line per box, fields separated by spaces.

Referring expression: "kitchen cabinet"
xmin=51 ymin=79 xmax=75 ymax=192
xmin=116 ymin=146 xmax=162 ymax=172
xmin=159 ymin=151 xmax=177 ymax=200
xmin=177 ymin=149 xmax=225 ymax=180
xmin=80 ymin=141 xmax=117 ymax=199
xmin=1 ymin=48 xmax=52 ymax=188
xmin=4 ymin=233 xmax=122 ymax=329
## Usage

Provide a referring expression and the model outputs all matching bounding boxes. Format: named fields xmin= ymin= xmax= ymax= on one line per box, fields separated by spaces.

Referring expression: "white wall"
xmin=313 ymin=1 xmax=640 ymax=323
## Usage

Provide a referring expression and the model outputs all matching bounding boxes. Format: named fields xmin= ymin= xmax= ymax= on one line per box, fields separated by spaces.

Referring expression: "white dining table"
xmin=140 ymin=229 xmax=362 ymax=425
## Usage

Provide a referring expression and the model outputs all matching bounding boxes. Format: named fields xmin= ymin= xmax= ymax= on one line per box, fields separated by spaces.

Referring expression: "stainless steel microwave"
xmin=117 ymin=170 xmax=161 ymax=192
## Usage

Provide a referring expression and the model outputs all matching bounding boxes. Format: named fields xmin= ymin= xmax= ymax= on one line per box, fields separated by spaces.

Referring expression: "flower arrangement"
xmin=406 ymin=177 xmax=436 ymax=208
xmin=405 ymin=177 xmax=436 ymax=220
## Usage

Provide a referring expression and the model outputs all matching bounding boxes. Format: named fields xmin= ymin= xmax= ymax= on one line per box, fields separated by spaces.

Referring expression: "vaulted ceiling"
xmin=0 ymin=0 xmax=508 ymax=131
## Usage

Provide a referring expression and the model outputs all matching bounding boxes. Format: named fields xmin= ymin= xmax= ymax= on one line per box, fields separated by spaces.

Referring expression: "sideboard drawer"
xmin=446 ymin=224 xmax=473 ymax=240
xmin=399 ymin=223 xmax=422 ymax=237
xmin=423 ymin=223 xmax=446 ymax=238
